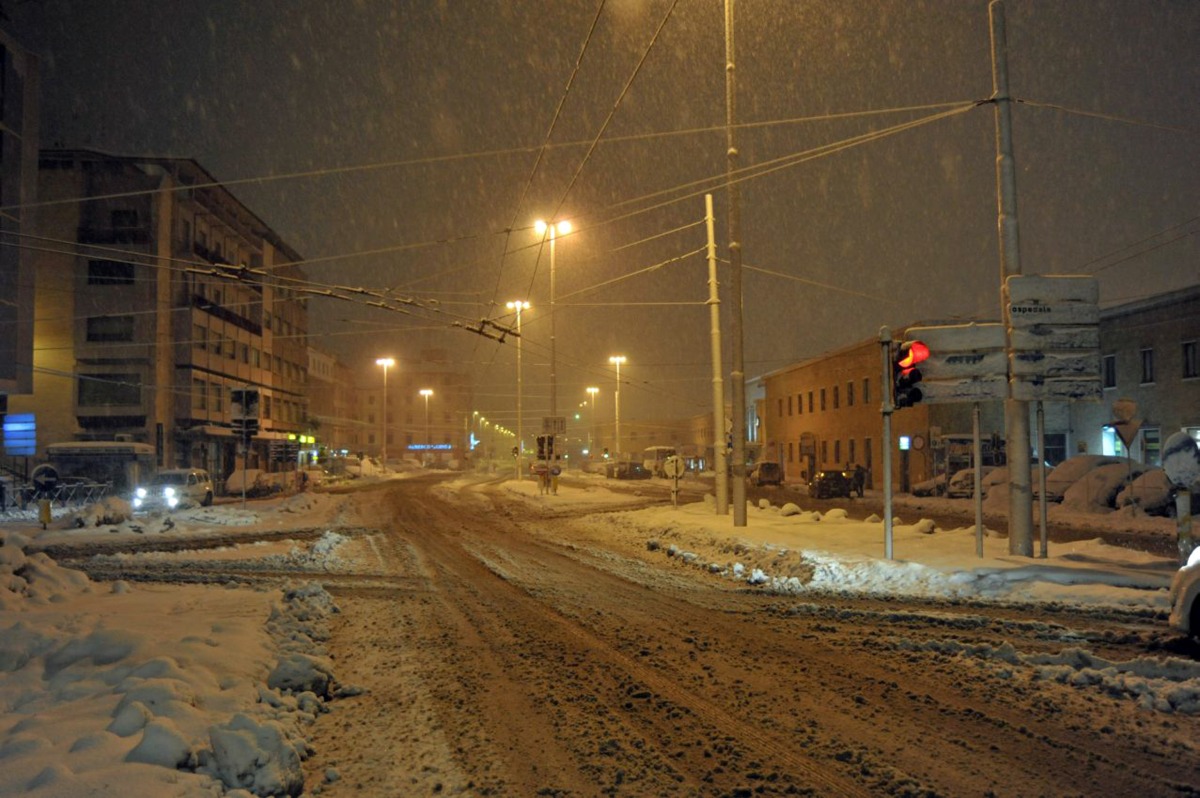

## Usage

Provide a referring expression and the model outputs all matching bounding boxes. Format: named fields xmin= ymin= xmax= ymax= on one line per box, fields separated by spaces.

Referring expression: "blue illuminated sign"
xmin=408 ymin=443 xmax=453 ymax=451
xmin=3 ymin=413 xmax=37 ymax=456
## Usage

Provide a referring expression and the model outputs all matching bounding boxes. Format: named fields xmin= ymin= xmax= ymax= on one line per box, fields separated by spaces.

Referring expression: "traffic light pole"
xmin=880 ymin=327 xmax=895 ymax=560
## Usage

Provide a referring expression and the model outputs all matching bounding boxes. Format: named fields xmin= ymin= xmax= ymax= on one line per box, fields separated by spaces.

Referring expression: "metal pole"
xmin=380 ymin=363 xmax=388 ymax=468
xmin=515 ymin=304 xmax=524 ymax=479
xmin=973 ymin=402 xmax=984 ymax=557
xmin=990 ymin=0 xmax=1034 ymax=556
xmin=549 ymin=228 xmax=557 ymax=423
xmin=705 ymin=194 xmax=729 ymax=515
xmin=614 ymin=359 xmax=622 ymax=459
xmin=1037 ymin=401 xmax=1048 ymax=558
xmin=724 ymin=0 xmax=748 ymax=526
xmin=880 ymin=327 xmax=895 ymax=559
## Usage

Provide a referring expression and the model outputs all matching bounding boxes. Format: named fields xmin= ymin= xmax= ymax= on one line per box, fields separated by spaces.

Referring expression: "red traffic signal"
xmin=893 ymin=340 xmax=929 ymax=408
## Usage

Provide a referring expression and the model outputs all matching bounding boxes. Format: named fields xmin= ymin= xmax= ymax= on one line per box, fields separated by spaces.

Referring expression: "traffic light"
xmin=537 ymin=434 xmax=554 ymax=460
xmin=892 ymin=340 xmax=929 ymax=409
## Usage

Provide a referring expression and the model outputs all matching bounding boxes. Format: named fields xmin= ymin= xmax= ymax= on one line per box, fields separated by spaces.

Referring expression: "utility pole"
xmin=990 ymin=0 xmax=1033 ymax=556
xmin=724 ymin=0 xmax=747 ymax=526
xmin=705 ymin=194 xmax=729 ymax=515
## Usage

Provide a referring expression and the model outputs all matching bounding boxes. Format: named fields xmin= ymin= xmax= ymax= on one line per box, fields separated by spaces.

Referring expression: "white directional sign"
xmin=1004 ymin=275 xmax=1101 ymax=402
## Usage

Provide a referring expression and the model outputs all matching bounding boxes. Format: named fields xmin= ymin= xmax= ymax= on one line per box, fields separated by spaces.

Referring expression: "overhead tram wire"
xmin=486 ymin=0 xmax=608 ymax=320
xmin=387 ymin=103 xmax=976 ymax=300
xmin=1 ymin=99 xmax=980 ymax=217
xmin=1013 ymin=98 xmax=1200 ymax=136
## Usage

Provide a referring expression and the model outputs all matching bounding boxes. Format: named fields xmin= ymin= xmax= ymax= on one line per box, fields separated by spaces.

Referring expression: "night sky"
xmin=14 ymin=0 xmax=1200 ymax=426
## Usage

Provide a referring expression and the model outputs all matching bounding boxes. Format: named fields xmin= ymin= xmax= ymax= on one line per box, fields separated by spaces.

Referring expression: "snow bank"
xmin=0 ymin=530 xmax=345 ymax=797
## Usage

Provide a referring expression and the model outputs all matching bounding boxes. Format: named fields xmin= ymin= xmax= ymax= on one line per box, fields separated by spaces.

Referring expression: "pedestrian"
xmin=853 ymin=464 xmax=866 ymax=497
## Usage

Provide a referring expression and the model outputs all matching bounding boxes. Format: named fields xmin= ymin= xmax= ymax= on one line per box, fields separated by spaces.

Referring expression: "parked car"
xmin=1169 ymin=547 xmax=1200 ymax=637
xmin=1037 ymin=455 xmax=1124 ymax=502
xmin=749 ymin=461 xmax=782 ymax=487
xmin=810 ymin=468 xmax=853 ymax=499
xmin=132 ymin=468 xmax=213 ymax=510
xmin=945 ymin=467 xmax=996 ymax=499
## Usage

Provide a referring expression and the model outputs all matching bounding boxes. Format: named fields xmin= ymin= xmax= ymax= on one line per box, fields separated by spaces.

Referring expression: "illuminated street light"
xmin=608 ymin=356 xmax=625 ymax=459
xmin=507 ymin=299 xmax=530 ymax=479
xmin=534 ymin=219 xmax=572 ymax=423
xmin=374 ymin=357 xmax=394 ymax=468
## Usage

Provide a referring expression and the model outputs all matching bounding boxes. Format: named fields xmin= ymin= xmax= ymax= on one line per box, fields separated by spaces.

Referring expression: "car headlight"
xmin=167 ymin=496 xmax=179 ymax=508
xmin=136 ymin=487 xmax=147 ymax=498
xmin=164 ymin=487 xmax=176 ymax=499
xmin=133 ymin=497 xmax=143 ymax=508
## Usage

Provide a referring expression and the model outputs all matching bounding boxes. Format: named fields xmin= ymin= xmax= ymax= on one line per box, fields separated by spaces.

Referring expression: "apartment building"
xmin=14 ymin=150 xmax=308 ymax=485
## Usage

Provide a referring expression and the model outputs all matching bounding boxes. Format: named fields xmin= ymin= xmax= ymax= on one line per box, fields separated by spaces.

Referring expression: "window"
xmin=820 ymin=388 xmax=827 ymax=412
xmin=1183 ymin=341 xmax=1198 ymax=380
xmin=778 ymin=398 xmax=783 ymax=418
xmin=1142 ymin=427 xmax=1161 ymax=467
xmin=111 ymin=209 xmax=138 ymax=229
xmin=78 ymin=373 xmax=141 ymax=406
xmin=1140 ymin=348 xmax=1155 ymax=384
xmin=787 ymin=396 xmax=793 ymax=416
xmin=788 ymin=441 xmax=794 ymax=463
xmin=797 ymin=393 xmax=803 ymax=415
xmin=1102 ymin=354 xmax=1116 ymax=389
xmin=820 ymin=440 xmax=828 ymax=464
xmin=193 ymin=324 xmax=207 ymax=351
xmin=193 ymin=378 xmax=207 ymax=410
xmin=807 ymin=392 xmax=813 ymax=413
xmin=87 ymin=259 xmax=135 ymax=285
xmin=832 ymin=386 xmax=840 ymax=410
xmin=833 ymin=440 xmax=841 ymax=464
xmin=849 ymin=439 xmax=856 ymax=464
xmin=85 ymin=315 xmax=135 ymax=342
xmin=847 ymin=381 xmax=855 ymax=407
xmin=863 ymin=378 xmax=870 ymax=405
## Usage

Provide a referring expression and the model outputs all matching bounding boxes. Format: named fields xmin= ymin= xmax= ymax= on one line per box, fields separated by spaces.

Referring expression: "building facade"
xmin=1071 ymin=286 xmax=1200 ymax=462
xmin=14 ymin=150 xmax=309 ymax=487
xmin=360 ymin=350 xmax=473 ymax=466
xmin=0 ymin=30 xmax=39 ymax=398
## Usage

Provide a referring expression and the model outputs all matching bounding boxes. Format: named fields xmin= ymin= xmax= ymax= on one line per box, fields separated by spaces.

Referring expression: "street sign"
xmin=904 ymin=323 xmax=1007 ymax=404
xmin=663 ymin=455 xmax=686 ymax=478
xmin=542 ymin=416 xmax=566 ymax=434
xmin=1004 ymin=275 xmax=1101 ymax=402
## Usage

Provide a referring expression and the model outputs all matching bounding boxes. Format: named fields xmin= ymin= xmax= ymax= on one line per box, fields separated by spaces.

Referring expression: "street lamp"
xmin=420 ymin=389 xmax=433 ymax=466
xmin=586 ymin=386 xmax=599 ymax=454
xmin=507 ymin=299 xmax=530 ymax=479
xmin=375 ymin=357 xmax=394 ymax=469
xmin=608 ymin=356 xmax=625 ymax=459
xmin=534 ymin=219 xmax=571 ymax=423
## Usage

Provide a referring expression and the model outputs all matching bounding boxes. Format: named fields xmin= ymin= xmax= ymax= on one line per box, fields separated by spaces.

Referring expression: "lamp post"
xmin=535 ymin=219 xmax=571 ymax=423
xmin=507 ymin=300 xmax=530 ymax=479
xmin=375 ymin=357 xmax=394 ymax=469
xmin=586 ymin=386 xmax=599 ymax=455
xmin=608 ymin=356 xmax=625 ymax=459
xmin=420 ymin=389 xmax=433 ymax=467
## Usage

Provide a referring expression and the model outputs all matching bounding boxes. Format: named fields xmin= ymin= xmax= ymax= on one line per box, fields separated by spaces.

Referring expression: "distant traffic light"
xmin=893 ymin=340 xmax=930 ymax=409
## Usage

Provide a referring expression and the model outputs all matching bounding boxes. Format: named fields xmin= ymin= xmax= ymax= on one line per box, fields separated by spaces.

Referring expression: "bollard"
xmin=38 ymin=498 xmax=52 ymax=529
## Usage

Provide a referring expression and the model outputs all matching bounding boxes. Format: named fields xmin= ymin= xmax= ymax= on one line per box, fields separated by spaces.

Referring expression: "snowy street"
xmin=7 ymin=471 xmax=1197 ymax=796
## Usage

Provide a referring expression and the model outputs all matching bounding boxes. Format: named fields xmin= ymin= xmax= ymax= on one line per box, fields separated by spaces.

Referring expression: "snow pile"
xmin=888 ymin=637 xmax=1200 ymax=715
xmin=588 ymin=497 xmax=1174 ymax=611
xmin=0 ymin=530 xmax=343 ymax=797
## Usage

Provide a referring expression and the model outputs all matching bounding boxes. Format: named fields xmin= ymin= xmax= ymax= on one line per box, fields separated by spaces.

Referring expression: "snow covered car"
xmin=132 ymin=468 xmax=214 ymax=510
xmin=945 ymin=467 xmax=996 ymax=499
xmin=1036 ymin=455 xmax=1124 ymax=502
xmin=1169 ymin=547 xmax=1200 ymax=637
xmin=748 ymin=461 xmax=782 ymax=487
